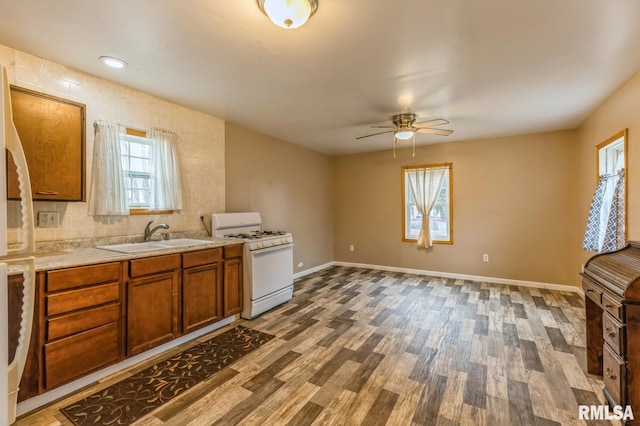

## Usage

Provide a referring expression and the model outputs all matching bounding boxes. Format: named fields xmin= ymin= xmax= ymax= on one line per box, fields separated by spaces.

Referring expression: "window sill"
xmin=403 ymin=238 xmax=453 ymax=245
xmin=129 ymin=208 xmax=174 ymax=215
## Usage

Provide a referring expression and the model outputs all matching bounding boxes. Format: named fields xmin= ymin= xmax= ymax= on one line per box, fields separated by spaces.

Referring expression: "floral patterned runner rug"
xmin=61 ymin=325 xmax=274 ymax=426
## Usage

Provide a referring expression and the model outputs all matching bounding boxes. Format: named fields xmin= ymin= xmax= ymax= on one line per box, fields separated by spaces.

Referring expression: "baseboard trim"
xmin=293 ymin=261 xmax=334 ymax=279
xmin=327 ymin=261 xmax=583 ymax=294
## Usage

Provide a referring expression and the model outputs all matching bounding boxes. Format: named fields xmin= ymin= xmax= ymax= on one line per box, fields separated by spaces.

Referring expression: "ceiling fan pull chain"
xmin=393 ymin=139 xmax=397 ymax=158
xmin=412 ymin=134 xmax=415 ymax=158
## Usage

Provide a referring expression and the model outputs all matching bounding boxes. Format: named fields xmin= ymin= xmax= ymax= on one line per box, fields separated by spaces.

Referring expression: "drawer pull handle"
xmin=586 ymin=289 xmax=593 ymax=292
xmin=605 ymin=326 xmax=616 ymax=338
xmin=36 ymin=190 xmax=59 ymax=195
xmin=605 ymin=304 xmax=614 ymax=309
xmin=605 ymin=367 xmax=617 ymax=380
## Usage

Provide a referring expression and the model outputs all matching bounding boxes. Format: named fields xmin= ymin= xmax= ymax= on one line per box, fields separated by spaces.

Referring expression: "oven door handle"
xmin=250 ymin=243 xmax=294 ymax=254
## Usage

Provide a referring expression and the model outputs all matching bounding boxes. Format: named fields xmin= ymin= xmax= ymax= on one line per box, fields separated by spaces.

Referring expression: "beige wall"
xmin=333 ymin=131 xmax=579 ymax=286
xmin=0 ymin=46 xmax=225 ymax=244
xmin=225 ymin=122 xmax=334 ymax=273
xmin=577 ymin=70 xmax=640 ymax=271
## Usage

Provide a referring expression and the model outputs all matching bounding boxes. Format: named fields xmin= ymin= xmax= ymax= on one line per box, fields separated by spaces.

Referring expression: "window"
xmin=402 ymin=163 xmax=453 ymax=245
xmin=121 ymin=129 xmax=153 ymax=209
xmin=598 ymin=130 xmax=626 ymax=180
xmin=583 ymin=130 xmax=627 ymax=252
xmin=88 ymin=121 xmax=182 ymax=216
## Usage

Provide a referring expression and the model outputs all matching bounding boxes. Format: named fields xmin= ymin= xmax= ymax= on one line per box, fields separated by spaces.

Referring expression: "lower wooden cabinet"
xmin=183 ymin=263 xmax=223 ymax=334
xmin=14 ymin=244 xmax=243 ymax=401
xmin=42 ymin=262 xmax=123 ymax=391
xmin=223 ymin=244 xmax=243 ymax=317
xmin=126 ymin=255 xmax=181 ymax=357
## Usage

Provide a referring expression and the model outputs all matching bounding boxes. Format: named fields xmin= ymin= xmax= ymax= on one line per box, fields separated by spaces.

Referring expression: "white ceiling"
xmin=0 ymin=0 xmax=639 ymax=155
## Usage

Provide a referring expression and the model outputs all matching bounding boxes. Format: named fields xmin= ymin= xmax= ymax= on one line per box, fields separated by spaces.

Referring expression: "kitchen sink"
xmin=97 ymin=238 xmax=211 ymax=253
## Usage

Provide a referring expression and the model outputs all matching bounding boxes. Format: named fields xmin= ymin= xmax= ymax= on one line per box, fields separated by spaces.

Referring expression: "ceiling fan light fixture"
xmin=257 ymin=0 xmax=318 ymax=29
xmin=394 ymin=129 xmax=414 ymax=140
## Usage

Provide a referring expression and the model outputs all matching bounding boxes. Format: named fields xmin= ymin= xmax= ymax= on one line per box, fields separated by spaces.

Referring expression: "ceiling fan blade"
xmin=413 ymin=118 xmax=449 ymax=128
xmin=416 ymin=128 xmax=453 ymax=136
xmin=368 ymin=125 xmax=395 ymax=128
xmin=356 ymin=130 xmax=394 ymax=139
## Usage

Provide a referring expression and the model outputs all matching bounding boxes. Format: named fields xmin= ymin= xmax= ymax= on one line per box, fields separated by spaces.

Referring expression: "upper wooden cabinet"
xmin=7 ymin=85 xmax=86 ymax=201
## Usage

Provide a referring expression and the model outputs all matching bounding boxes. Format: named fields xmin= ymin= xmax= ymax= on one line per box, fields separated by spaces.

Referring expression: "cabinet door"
xmin=7 ymin=86 xmax=85 ymax=201
xmin=183 ymin=263 xmax=222 ymax=334
xmin=127 ymin=271 xmax=179 ymax=356
xmin=223 ymin=258 xmax=242 ymax=317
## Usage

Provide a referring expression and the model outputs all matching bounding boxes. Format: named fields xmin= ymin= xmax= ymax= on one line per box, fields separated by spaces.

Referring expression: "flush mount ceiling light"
xmin=257 ymin=0 xmax=318 ymax=29
xmin=99 ymin=56 xmax=127 ymax=69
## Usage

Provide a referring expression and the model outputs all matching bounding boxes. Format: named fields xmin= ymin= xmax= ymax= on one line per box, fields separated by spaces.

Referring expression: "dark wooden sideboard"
xmin=583 ymin=241 xmax=640 ymax=422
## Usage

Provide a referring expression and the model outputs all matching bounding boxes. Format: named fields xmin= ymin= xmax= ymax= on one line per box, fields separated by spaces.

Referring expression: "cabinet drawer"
xmin=603 ymin=312 xmax=625 ymax=357
xmin=224 ymin=244 xmax=243 ymax=259
xmin=46 ymin=282 xmax=119 ymax=316
xmin=602 ymin=293 xmax=624 ymax=322
xmin=44 ymin=322 xmax=119 ymax=389
xmin=603 ymin=343 xmax=626 ymax=406
xmin=183 ymin=248 xmax=221 ymax=269
xmin=47 ymin=303 xmax=120 ymax=341
xmin=47 ymin=262 xmax=120 ymax=292
xmin=582 ymin=278 xmax=602 ymax=306
xmin=129 ymin=254 xmax=181 ymax=277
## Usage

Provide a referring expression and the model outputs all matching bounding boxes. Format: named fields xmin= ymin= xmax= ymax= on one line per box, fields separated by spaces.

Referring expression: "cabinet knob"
xmin=605 ymin=326 xmax=616 ymax=338
xmin=605 ymin=367 xmax=617 ymax=380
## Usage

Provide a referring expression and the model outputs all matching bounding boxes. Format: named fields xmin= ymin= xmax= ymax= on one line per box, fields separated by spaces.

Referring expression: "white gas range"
xmin=212 ymin=212 xmax=294 ymax=319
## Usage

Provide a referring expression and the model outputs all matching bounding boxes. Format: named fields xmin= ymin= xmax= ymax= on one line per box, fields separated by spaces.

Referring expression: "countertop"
xmin=8 ymin=237 xmax=241 ymax=273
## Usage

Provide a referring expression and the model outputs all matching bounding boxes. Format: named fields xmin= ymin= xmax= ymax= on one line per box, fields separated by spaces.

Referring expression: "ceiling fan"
xmin=356 ymin=113 xmax=453 ymax=157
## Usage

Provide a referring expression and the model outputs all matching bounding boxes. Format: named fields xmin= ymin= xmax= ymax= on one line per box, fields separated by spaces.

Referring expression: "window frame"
xmin=596 ymin=128 xmax=627 ymax=240
xmin=122 ymin=128 xmax=172 ymax=215
xmin=401 ymin=163 xmax=453 ymax=245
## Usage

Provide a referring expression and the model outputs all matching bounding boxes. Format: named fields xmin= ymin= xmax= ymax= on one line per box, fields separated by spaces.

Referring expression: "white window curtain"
xmin=407 ymin=167 xmax=447 ymax=248
xmin=583 ymin=168 xmax=626 ymax=253
xmin=149 ymin=128 xmax=183 ymax=211
xmin=88 ymin=121 xmax=129 ymax=216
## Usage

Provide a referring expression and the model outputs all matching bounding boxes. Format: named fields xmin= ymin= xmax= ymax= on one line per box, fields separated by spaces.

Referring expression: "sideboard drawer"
xmin=602 ymin=293 xmax=624 ymax=322
xmin=603 ymin=344 xmax=626 ymax=406
xmin=603 ymin=312 xmax=625 ymax=357
xmin=582 ymin=278 xmax=602 ymax=306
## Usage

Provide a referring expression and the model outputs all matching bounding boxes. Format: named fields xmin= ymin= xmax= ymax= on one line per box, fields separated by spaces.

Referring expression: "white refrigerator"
xmin=0 ymin=65 xmax=36 ymax=426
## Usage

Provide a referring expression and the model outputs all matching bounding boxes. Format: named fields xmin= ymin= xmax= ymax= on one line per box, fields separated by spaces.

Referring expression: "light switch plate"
xmin=37 ymin=211 xmax=60 ymax=227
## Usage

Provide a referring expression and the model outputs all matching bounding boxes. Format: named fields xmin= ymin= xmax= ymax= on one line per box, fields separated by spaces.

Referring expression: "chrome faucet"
xmin=143 ymin=220 xmax=169 ymax=241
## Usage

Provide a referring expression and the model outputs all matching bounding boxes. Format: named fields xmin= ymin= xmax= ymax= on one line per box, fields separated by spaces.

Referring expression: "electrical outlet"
xmin=37 ymin=211 xmax=60 ymax=227
xmin=198 ymin=210 xmax=204 ymax=219
xmin=483 ymin=254 xmax=489 ymax=262
xmin=349 ymin=244 xmax=355 ymax=252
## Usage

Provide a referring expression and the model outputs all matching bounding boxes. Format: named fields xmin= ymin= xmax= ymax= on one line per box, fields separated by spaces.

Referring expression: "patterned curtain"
xmin=583 ymin=169 xmax=625 ymax=253
xmin=601 ymin=169 xmax=626 ymax=253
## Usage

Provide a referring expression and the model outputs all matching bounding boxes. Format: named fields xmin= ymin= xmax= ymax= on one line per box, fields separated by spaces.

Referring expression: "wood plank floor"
xmin=16 ymin=266 xmax=617 ymax=425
